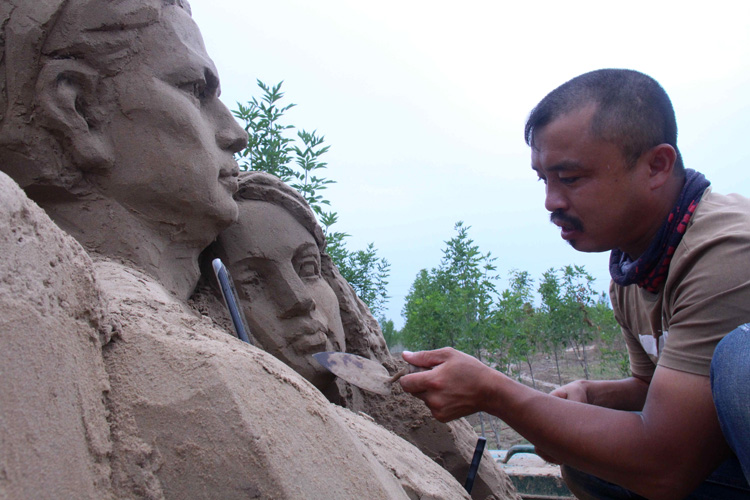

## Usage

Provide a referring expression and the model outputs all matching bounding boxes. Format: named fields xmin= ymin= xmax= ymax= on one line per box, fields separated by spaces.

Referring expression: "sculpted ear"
xmin=36 ymin=60 xmax=113 ymax=171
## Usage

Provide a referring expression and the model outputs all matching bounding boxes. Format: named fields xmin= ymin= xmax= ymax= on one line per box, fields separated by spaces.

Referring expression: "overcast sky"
xmin=190 ymin=1 xmax=750 ymax=327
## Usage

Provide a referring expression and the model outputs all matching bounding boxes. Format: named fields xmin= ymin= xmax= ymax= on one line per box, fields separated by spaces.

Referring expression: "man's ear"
xmin=36 ymin=59 xmax=113 ymax=171
xmin=645 ymin=143 xmax=677 ymax=190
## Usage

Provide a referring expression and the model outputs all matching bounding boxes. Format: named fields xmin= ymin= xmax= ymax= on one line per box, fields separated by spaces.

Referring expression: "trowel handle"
xmin=388 ymin=363 xmax=428 ymax=383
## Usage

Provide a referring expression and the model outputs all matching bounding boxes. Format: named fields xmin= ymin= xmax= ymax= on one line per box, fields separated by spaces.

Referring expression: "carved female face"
xmin=219 ymin=200 xmax=346 ymax=389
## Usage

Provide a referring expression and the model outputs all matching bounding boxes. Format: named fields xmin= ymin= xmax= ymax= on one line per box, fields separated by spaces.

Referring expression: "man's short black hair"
xmin=524 ymin=69 xmax=684 ymax=173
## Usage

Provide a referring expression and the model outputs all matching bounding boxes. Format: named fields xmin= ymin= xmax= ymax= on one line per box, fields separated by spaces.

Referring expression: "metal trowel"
xmin=312 ymin=352 xmax=424 ymax=395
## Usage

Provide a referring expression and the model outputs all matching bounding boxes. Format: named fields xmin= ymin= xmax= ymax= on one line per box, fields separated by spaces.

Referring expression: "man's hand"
xmin=548 ymin=381 xmax=589 ymax=404
xmin=399 ymin=348 xmax=498 ymax=422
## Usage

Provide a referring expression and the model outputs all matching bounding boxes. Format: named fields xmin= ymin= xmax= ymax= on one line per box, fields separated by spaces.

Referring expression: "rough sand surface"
xmin=350 ymin=384 xmax=521 ymax=500
xmin=336 ymin=408 xmax=471 ymax=499
xmin=0 ymin=171 xmax=114 ymax=499
xmin=97 ymin=259 xmax=409 ymax=499
xmin=0 ymin=173 xmax=492 ymax=499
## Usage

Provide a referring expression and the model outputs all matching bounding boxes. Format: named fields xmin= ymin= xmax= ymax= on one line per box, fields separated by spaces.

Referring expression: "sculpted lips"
xmin=219 ymin=161 xmax=240 ymax=193
xmin=290 ymin=320 xmax=332 ymax=354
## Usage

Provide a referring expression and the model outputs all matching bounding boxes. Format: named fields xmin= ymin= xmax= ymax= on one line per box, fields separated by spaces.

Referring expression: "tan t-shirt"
xmin=611 ymin=188 xmax=750 ymax=378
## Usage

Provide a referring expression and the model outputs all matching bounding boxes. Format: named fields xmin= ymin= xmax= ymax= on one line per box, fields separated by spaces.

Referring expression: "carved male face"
xmin=219 ymin=200 xmax=346 ymax=389
xmin=92 ymin=5 xmax=247 ymax=233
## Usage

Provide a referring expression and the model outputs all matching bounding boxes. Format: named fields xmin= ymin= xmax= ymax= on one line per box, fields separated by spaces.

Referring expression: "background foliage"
xmin=398 ymin=223 xmax=627 ymax=384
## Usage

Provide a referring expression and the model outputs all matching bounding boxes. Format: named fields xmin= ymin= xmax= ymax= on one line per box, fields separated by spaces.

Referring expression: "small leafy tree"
xmin=401 ymin=222 xmax=498 ymax=356
xmin=559 ymin=265 xmax=598 ymax=379
xmin=496 ymin=270 xmax=538 ymax=387
xmin=379 ymin=316 xmax=402 ymax=350
xmin=590 ymin=293 xmax=630 ymax=377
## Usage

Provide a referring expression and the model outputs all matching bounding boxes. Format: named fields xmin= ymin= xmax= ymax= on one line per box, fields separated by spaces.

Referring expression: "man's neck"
xmin=35 ymin=193 xmax=217 ymax=301
xmin=625 ymin=174 xmax=686 ymax=260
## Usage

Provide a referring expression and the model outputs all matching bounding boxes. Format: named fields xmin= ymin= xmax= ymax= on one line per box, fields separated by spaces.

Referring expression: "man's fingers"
xmin=402 ymin=347 xmax=454 ymax=368
xmin=549 ymin=388 xmax=569 ymax=399
xmin=398 ymin=369 xmax=432 ymax=393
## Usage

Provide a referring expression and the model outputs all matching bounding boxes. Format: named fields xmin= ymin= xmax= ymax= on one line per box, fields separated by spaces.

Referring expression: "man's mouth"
xmin=550 ymin=211 xmax=583 ymax=239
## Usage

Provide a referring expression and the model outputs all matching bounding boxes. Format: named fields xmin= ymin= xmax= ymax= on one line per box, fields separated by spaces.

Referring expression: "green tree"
xmin=401 ymin=222 xmax=498 ymax=356
xmin=538 ymin=268 xmax=567 ymax=384
xmin=559 ymin=265 xmax=598 ymax=379
xmin=338 ymin=243 xmax=391 ymax=317
xmin=590 ymin=292 xmax=629 ymax=377
xmin=379 ymin=316 xmax=402 ymax=350
xmin=496 ymin=270 xmax=539 ymax=387
xmin=401 ymin=269 xmax=452 ymax=350
xmin=234 ymin=80 xmax=390 ymax=317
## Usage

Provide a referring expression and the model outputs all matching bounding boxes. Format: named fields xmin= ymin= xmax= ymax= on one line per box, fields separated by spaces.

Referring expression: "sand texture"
xmin=1 ymin=172 xmax=507 ymax=498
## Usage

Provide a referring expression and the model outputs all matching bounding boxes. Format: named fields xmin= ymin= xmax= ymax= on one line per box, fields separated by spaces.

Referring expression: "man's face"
xmin=95 ymin=6 xmax=247 ymax=236
xmin=220 ymin=200 xmax=347 ymax=390
xmin=531 ymin=105 xmax=654 ymax=257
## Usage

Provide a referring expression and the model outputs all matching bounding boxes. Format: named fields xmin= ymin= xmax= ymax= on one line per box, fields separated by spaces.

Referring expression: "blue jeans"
xmin=561 ymin=325 xmax=750 ymax=499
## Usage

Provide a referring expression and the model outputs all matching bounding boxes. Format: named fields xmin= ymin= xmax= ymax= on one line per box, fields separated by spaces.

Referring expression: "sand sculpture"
xmin=0 ymin=0 xmax=518 ymax=498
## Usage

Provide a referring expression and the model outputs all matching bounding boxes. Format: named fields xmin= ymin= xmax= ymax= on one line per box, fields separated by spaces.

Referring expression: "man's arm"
xmin=400 ymin=348 xmax=731 ymax=500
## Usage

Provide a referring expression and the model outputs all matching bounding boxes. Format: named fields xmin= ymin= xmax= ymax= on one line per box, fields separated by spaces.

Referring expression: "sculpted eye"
xmin=179 ymin=80 xmax=207 ymax=100
xmin=238 ymin=269 xmax=263 ymax=292
xmin=298 ymin=259 xmax=320 ymax=279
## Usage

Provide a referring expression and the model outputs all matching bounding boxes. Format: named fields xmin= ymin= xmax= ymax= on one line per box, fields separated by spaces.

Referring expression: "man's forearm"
xmin=479 ymin=368 xmax=729 ymax=500
xmin=401 ymin=348 xmax=729 ymax=499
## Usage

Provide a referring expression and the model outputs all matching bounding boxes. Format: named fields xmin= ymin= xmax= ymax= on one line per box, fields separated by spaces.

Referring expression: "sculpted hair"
xmin=233 ymin=171 xmax=326 ymax=251
xmin=0 ymin=0 xmax=191 ymax=190
xmin=524 ymin=69 xmax=684 ymax=173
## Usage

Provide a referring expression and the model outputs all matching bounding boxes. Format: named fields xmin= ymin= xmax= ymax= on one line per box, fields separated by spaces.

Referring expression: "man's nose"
xmin=274 ymin=267 xmax=316 ymax=319
xmin=544 ymin=184 xmax=568 ymax=213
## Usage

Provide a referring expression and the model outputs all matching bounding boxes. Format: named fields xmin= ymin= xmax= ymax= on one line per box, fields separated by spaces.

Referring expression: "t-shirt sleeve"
xmin=660 ymin=195 xmax=750 ymax=376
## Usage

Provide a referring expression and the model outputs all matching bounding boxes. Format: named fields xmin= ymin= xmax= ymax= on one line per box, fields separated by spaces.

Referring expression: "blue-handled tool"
xmin=212 ymin=258 xmax=252 ymax=345
xmin=464 ymin=436 xmax=487 ymax=494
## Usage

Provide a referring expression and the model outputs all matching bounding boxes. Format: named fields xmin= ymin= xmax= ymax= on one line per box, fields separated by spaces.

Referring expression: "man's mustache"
xmin=550 ymin=210 xmax=584 ymax=231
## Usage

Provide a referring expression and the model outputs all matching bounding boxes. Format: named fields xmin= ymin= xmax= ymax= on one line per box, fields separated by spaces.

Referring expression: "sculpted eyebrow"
xmin=294 ymin=242 xmax=319 ymax=258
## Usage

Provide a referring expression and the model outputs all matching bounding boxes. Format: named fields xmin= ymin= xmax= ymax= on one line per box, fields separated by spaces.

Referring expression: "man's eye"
xmin=559 ymin=176 xmax=580 ymax=185
xmin=537 ymin=176 xmax=547 ymax=185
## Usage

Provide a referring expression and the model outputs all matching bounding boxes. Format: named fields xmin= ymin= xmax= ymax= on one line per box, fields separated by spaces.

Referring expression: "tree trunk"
xmin=487 ymin=415 xmax=502 ymax=449
xmin=553 ymin=348 xmax=562 ymax=385
xmin=526 ymin=358 xmax=536 ymax=390
xmin=582 ymin=341 xmax=590 ymax=380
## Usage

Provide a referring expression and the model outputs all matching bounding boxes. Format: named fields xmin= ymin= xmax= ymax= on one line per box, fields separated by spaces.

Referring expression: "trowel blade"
xmin=313 ymin=352 xmax=393 ymax=395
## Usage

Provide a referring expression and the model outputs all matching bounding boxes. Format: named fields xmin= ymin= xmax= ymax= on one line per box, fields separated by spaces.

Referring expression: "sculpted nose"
xmin=275 ymin=267 xmax=316 ymax=319
xmin=214 ymin=101 xmax=249 ymax=153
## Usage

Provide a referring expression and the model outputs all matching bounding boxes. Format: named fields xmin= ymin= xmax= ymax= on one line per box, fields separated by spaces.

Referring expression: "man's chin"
xmin=567 ymin=238 xmax=611 ymax=254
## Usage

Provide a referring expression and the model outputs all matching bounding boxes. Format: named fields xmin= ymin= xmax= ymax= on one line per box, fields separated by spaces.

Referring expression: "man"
xmin=400 ymin=69 xmax=750 ymax=499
